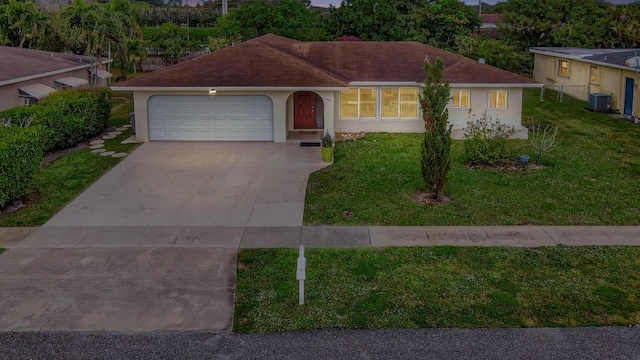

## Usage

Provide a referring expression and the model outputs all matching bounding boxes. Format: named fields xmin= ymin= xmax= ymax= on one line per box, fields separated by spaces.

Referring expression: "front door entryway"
xmin=294 ymin=91 xmax=317 ymax=129
xmin=624 ymin=77 xmax=634 ymax=116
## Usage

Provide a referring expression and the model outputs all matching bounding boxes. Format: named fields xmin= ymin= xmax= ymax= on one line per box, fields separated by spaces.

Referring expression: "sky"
xmin=311 ymin=0 xmax=638 ymax=7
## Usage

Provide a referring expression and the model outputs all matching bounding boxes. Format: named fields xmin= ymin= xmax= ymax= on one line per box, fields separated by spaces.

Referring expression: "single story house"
xmin=112 ymin=34 xmax=540 ymax=142
xmin=0 ymin=46 xmax=112 ymax=111
xmin=530 ymin=47 xmax=639 ymax=116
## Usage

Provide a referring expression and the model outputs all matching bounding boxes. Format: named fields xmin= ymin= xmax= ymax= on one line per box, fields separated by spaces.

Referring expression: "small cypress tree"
xmin=419 ymin=56 xmax=452 ymax=200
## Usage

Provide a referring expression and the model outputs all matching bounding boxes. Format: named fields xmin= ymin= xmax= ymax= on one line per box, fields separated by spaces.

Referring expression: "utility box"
xmin=588 ymin=93 xmax=611 ymax=112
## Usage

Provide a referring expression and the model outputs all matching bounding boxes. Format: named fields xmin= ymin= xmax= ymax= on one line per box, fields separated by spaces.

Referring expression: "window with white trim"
xmin=359 ymin=88 xmax=377 ymax=118
xmin=488 ymin=90 xmax=507 ymax=109
xmin=451 ymin=90 xmax=470 ymax=109
xmin=558 ymin=60 xmax=569 ymax=76
xmin=590 ymin=66 xmax=599 ymax=83
xmin=339 ymin=87 xmax=418 ymax=119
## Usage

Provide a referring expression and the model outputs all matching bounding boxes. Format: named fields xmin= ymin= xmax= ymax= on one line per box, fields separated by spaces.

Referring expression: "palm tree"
xmin=0 ymin=0 xmax=47 ymax=48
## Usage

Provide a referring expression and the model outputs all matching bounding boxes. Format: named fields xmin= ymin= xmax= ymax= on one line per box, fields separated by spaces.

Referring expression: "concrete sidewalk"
xmin=2 ymin=225 xmax=640 ymax=249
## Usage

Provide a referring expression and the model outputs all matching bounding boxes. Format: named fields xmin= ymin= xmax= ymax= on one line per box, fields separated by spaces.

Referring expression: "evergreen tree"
xmin=419 ymin=56 xmax=452 ymax=200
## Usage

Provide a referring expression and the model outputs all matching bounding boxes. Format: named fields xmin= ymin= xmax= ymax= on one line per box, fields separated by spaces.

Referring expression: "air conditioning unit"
xmin=588 ymin=93 xmax=611 ymax=112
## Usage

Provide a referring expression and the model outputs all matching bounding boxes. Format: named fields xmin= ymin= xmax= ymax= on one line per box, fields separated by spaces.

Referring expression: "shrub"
xmin=38 ymin=87 xmax=112 ymax=141
xmin=463 ymin=112 xmax=516 ymax=165
xmin=0 ymin=127 xmax=45 ymax=207
xmin=529 ymin=120 xmax=560 ymax=164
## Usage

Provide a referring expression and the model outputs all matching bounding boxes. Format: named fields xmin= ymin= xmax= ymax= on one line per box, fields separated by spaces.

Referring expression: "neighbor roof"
xmin=116 ymin=34 xmax=538 ymax=89
xmin=0 ymin=47 xmax=111 ymax=86
xmin=530 ymin=47 xmax=640 ymax=71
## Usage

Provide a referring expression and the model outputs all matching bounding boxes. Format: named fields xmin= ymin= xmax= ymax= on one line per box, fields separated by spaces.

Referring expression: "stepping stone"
xmin=115 ymin=127 xmax=128 ymax=131
xmin=100 ymin=151 xmax=115 ymax=156
xmin=89 ymin=144 xmax=104 ymax=149
xmin=108 ymin=131 xmax=122 ymax=136
xmin=111 ymin=153 xmax=128 ymax=158
xmin=90 ymin=140 xmax=105 ymax=145
xmin=91 ymin=149 xmax=106 ymax=153
xmin=102 ymin=135 xmax=116 ymax=140
xmin=123 ymin=124 xmax=132 ymax=128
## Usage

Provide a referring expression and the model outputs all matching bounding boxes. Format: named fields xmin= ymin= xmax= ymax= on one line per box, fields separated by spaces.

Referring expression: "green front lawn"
xmin=234 ymin=246 xmax=640 ymax=333
xmin=0 ymin=92 xmax=138 ymax=227
xmin=304 ymin=89 xmax=640 ymax=225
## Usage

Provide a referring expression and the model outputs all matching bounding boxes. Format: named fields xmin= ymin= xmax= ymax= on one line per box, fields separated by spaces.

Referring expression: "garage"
xmin=147 ymin=95 xmax=273 ymax=141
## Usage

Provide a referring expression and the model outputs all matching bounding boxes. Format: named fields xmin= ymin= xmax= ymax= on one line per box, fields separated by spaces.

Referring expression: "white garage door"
xmin=147 ymin=95 xmax=273 ymax=141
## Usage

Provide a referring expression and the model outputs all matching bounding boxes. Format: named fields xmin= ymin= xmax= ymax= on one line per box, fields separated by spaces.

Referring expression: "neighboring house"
xmin=476 ymin=14 xmax=503 ymax=38
xmin=0 ymin=47 xmax=113 ymax=111
xmin=530 ymin=47 xmax=640 ymax=116
xmin=112 ymin=34 xmax=540 ymax=143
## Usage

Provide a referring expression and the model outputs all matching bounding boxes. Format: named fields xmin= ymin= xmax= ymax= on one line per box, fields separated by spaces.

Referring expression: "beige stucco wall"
xmin=132 ymin=90 xmax=336 ymax=143
xmin=0 ymin=68 xmax=107 ymax=111
xmin=533 ymin=53 xmax=640 ymax=113
xmin=334 ymin=87 xmax=527 ymax=139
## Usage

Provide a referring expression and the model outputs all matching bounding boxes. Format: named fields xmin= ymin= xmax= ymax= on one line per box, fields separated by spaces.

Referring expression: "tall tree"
xmin=324 ymin=0 xmax=404 ymax=41
xmin=499 ymin=0 xmax=609 ymax=50
xmin=419 ymin=56 xmax=452 ymax=201
xmin=605 ymin=3 xmax=640 ymax=48
xmin=404 ymin=0 xmax=481 ymax=49
xmin=0 ymin=0 xmax=47 ymax=48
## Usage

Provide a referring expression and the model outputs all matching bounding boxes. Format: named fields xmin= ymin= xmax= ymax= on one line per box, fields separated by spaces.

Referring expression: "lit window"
xmin=590 ymin=66 xmax=598 ymax=83
xmin=558 ymin=60 xmax=569 ymax=76
xmin=489 ymin=90 xmax=507 ymax=109
xmin=339 ymin=87 xmax=418 ymax=119
xmin=381 ymin=88 xmax=399 ymax=118
xmin=339 ymin=88 xmax=358 ymax=118
xmin=400 ymin=88 xmax=418 ymax=118
xmin=451 ymin=90 xmax=470 ymax=108
xmin=359 ymin=88 xmax=377 ymax=118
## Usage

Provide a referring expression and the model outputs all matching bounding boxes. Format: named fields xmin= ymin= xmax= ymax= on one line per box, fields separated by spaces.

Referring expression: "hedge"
xmin=37 ymin=87 xmax=111 ymax=141
xmin=142 ymin=26 xmax=221 ymax=46
xmin=0 ymin=87 xmax=112 ymax=206
xmin=0 ymin=127 xmax=45 ymax=207
xmin=0 ymin=87 xmax=112 ymax=152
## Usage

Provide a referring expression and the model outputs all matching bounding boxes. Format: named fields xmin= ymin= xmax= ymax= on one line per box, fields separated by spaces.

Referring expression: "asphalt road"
xmin=1 ymin=327 xmax=639 ymax=359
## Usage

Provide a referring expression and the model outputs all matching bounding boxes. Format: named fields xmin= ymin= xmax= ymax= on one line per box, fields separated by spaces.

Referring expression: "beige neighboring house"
xmin=530 ymin=47 xmax=639 ymax=116
xmin=0 ymin=47 xmax=113 ymax=111
xmin=112 ymin=34 xmax=540 ymax=143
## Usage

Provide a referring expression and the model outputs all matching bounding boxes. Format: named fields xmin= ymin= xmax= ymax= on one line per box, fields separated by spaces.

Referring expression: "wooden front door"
xmin=294 ymin=91 xmax=316 ymax=129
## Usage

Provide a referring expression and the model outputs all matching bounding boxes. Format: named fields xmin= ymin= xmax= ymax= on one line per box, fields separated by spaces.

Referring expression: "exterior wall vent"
xmin=588 ymin=93 xmax=611 ymax=112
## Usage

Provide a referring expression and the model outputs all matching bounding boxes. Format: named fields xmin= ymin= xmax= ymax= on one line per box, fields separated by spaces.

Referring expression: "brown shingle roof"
xmin=117 ymin=34 xmax=537 ymax=88
xmin=0 ymin=47 xmax=103 ymax=85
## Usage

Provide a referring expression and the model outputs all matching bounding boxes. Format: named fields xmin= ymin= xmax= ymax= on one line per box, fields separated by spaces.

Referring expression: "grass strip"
xmin=235 ymin=246 xmax=640 ymax=333
xmin=0 ymin=92 xmax=137 ymax=226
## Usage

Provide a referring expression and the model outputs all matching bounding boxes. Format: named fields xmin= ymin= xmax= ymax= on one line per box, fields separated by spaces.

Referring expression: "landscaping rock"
xmin=89 ymin=144 xmax=104 ymax=149
xmin=108 ymin=131 xmax=122 ymax=136
xmin=115 ymin=127 xmax=128 ymax=131
xmin=100 ymin=151 xmax=115 ymax=156
xmin=91 ymin=149 xmax=106 ymax=154
xmin=90 ymin=140 xmax=105 ymax=145
xmin=102 ymin=135 xmax=116 ymax=140
xmin=123 ymin=124 xmax=132 ymax=128
xmin=111 ymin=153 xmax=128 ymax=158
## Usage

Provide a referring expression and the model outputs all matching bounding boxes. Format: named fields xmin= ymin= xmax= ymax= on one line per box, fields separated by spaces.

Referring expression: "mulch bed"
xmin=467 ymin=160 xmax=547 ymax=170
xmin=414 ymin=192 xmax=451 ymax=205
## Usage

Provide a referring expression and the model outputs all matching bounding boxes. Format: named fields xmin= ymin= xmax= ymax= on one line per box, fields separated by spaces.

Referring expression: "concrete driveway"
xmin=46 ymin=142 xmax=328 ymax=227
